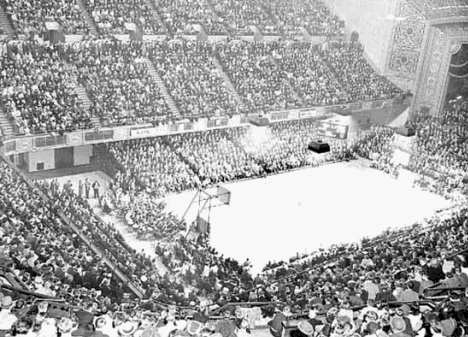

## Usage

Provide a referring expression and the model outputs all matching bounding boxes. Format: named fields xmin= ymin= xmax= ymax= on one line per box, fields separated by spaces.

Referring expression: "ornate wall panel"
xmin=386 ymin=0 xmax=426 ymax=80
xmin=412 ymin=23 xmax=468 ymax=117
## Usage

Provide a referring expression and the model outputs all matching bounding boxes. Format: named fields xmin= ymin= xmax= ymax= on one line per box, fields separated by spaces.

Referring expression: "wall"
xmin=73 ymin=145 xmax=93 ymax=166
xmin=349 ymin=103 xmax=410 ymax=132
xmin=25 ymin=149 xmax=55 ymax=172
xmin=323 ymin=0 xmax=397 ymax=73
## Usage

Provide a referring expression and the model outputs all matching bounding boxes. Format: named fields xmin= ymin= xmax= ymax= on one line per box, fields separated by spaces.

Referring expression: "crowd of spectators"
xmin=169 ymin=128 xmax=264 ymax=185
xmin=207 ymin=0 xmax=278 ymax=35
xmin=238 ymin=119 xmax=350 ymax=173
xmin=147 ymin=39 xmax=239 ymax=118
xmin=0 ymin=160 xmax=134 ymax=309
xmin=2 ymin=0 xmax=88 ymax=35
xmin=37 ymin=178 xmax=163 ymax=296
xmin=264 ymin=0 xmax=345 ymax=37
xmin=0 ymin=38 xmax=404 ymax=135
xmin=33 ymin=176 xmax=257 ymax=308
xmin=106 ymin=119 xmax=351 ymax=196
xmin=86 ymin=0 xmax=166 ymax=35
xmin=0 ymin=40 xmax=92 ymax=134
xmin=156 ymin=0 xmax=227 ymax=35
xmin=2 ymin=110 xmax=468 ymax=336
xmin=321 ymin=42 xmax=402 ymax=102
xmin=264 ymin=203 xmax=468 ymax=301
xmin=2 ymin=2 xmax=468 ymax=336
xmin=107 ymin=137 xmax=199 ymax=198
xmin=122 ymin=193 xmax=184 ymax=241
xmin=410 ymin=99 xmax=468 ymax=200
xmin=271 ymin=42 xmax=349 ymax=106
xmin=63 ymin=38 xmax=171 ymax=126
xmin=2 ymin=152 xmax=468 ymax=336
xmin=215 ymin=41 xmax=302 ymax=113
xmin=350 ymin=125 xmax=398 ymax=176
xmin=0 ymin=0 xmax=347 ymax=38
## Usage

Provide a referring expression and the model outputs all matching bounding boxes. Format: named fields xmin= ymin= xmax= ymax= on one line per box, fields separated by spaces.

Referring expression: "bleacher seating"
xmin=2 ymin=0 xmax=88 ymax=35
xmin=2 ymin=3 xmax=468 ymax=337
xmin=85 ymin=0 xmax=166 ymax=35
xmin=0 ymin=36 xmax=403 ymax=135
xmin=147 ymin=39 xmax=239 ymax=118
xmin=0 ymin=41 xmax=92 ymax=135
xmin=62 ymin=38 xmax=171 ymax=126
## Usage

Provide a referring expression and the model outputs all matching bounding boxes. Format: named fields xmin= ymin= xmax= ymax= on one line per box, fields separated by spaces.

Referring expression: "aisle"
xmin=42 ymin=170 xmax=169 ymax=276
xmin=88 ymin=198 xmax=170 ymax=276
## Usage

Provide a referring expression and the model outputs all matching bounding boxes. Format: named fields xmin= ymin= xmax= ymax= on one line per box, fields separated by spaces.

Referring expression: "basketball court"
xmin=164 ymin=160 xmax=451 ymax=275
xmin=40 ymin=160 xmax=451 ymax=276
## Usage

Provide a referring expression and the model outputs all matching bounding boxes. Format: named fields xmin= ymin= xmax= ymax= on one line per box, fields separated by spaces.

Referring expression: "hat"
xmin=336 ymin=316 xmax=352 ymax=326
xmin=38 ymin=301 xmax=49 ymax=314
xmin=1 ymin=296 xmax=13 ymax=309
xmin=390 ymin=317 xmax=406 ymax=332
xmin=366 ymin=322 xmax=379 ymax=334
xmin=310 ymin=297 xmax=322 ymax=306
xmin=72 ymin=310 xmax=95 ymax=336
xmin=216 ymin=320 xmax=236 ymax=337
xmin=118 ymin=321 xmax=139 ymax=336
xmin=399 ymin=304 xmax=411 ymax=316
xmin=76 ymin=310 xmax=95 ymax=326
xmin=58 ymin=317 xmax=73 ymax=333
xmin=366 ymin=310 xmax=379 ymax=320
xmin=298 ymin=320 xmax=314 ymax=336
xmin=35 ymin=276 xmax=43 ymax=285
xmin=440 ymin=318 xmax=457 ymax=336
xmin=186 ymin=320 xmax=204 ymax=336
xmin=327 ymin=307 xmax=339 ymax=317
xmin=95 ymin=317 xmax=108 ymax=329
xmin=424 ymin=312 xmax=438 ymax=323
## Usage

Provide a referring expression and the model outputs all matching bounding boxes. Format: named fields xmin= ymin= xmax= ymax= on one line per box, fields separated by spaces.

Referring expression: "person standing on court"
xmin=85 ymin=178 xmax=91 ymax=199
xmin=92 ymin=180 xmax=100 ymax=199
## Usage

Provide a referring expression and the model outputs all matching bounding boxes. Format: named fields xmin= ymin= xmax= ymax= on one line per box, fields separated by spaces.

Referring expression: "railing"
xmin=1 ymin=97 xmax=411 ymax=156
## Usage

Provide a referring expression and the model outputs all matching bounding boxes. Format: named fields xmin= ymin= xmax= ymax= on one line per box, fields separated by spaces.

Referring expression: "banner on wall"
xmin=270 ymin=111 xmax=289 ymax=121
xmin=299 ymin=108 xmax=317 ymax=119
xmin=130 ymin=127 xmax=159 ymax=139
xmin=67 ymin=132 xmax=83 ymax=146
xmin=16 ymin=138 xmax=33 ymax=153
xmin=207 ymin=118 xmax=228 ymax=128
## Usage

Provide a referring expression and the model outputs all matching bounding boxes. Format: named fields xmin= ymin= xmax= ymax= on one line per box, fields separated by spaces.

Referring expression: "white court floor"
xmin=164 ymin=161 xmax=451 ymax=275
xmin=41 ymin=161 xmax=452 ymax=276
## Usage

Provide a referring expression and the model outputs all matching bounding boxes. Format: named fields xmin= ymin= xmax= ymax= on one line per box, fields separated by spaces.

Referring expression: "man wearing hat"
xmin=389 ymin=317 xmax=410 ymax=337
xmin=71 ymin=309 xmax=95 ymax=336
xmin=268 ymin=306 xmax=290 ymax=337
xmin=0 ymin=296 xmax=18 ymax=331
xmin=375 ymin=282 xmax=396 ymax=304
xmin=118 ymin=321 xmax=139 ymax=337
xmin=57 ymin=317 xmax=75 ymax=337
xmin=291 ymin=320 xmax=314 ymax=337
xmin=216 ymin=310 xmax=237 ymax=337
xmin=394 ymin=305 xmax=415 ymax=337
xmin=365 ymin=322 xmax=387 ymax=337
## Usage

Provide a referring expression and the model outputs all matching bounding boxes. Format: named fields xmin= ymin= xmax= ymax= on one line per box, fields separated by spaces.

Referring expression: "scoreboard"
xmin=317 ymin=121 xmax=349 ymax=139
